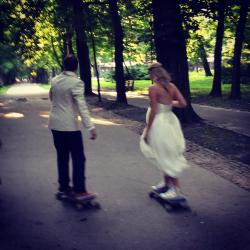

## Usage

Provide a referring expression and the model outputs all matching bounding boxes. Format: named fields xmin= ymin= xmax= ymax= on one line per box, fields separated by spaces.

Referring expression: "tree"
xmin=209 ymin=0 xmax=226 ymax=97
xmin=0 ymin=0 xmax=46 ymax=84
xmin=72 ymin=0 xmax=93 ymax=95
xmin=108 ymin=0 xmax=127 ymax=104
xmin=197 ymin=38 xmax=213 ymax=76
xmin=152 ymin=0 xmax=200 ymax=123
xmin=230 ymin=0 xmax=249 ymax=99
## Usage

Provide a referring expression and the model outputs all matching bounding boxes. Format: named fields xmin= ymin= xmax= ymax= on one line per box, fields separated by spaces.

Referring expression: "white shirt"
xmin=48 ymin=71 xmax=95 ymax=131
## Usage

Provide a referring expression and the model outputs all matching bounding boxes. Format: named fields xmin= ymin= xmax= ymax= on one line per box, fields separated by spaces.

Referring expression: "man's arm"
xmin=71 ymin=80 xmax=97 ymax=139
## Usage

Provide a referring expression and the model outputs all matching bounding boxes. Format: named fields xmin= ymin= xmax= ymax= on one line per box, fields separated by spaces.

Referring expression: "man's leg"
xmin=69 ymin=131 xmax=87 ymax=193
xmin=52 ymin=130 xmax=70 ymax=192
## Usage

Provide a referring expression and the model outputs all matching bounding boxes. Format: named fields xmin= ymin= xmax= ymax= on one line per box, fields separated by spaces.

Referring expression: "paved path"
xmin=98 ymin=90 xmax=250 ymax=137
xmin=6 ymin=83 xmax=49 ymax=96
xmin=0 ymin=85 xmax=250 ymax=250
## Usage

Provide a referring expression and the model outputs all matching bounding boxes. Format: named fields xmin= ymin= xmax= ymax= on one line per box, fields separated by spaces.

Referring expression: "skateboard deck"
xmin=149 ymin=190 xmax=189 ymax=212
xmin=56 ymin=192 xmax=101 ymax=210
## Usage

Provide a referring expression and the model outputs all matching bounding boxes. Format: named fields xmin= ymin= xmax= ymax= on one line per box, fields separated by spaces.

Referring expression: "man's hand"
xmin=89 ymin=128 xmax=97 ymax=140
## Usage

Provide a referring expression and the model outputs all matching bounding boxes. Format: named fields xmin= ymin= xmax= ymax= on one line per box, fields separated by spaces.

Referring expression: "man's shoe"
xmin=57 ymin=187 xmax=73 ymax=199
xmin=74 ymin=192 xmax=97 ymax=201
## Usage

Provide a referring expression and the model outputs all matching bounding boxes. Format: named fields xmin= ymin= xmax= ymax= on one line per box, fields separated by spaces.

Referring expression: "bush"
xmin=102 ymin=64 xmax=150 ymax=81
xmin=222 ymin=63 xmax=250 ymax=85
xmin=125 ymin=64 xmax=150 ymax=80
xmin=101 ymin=70 xmax=115 ymax=81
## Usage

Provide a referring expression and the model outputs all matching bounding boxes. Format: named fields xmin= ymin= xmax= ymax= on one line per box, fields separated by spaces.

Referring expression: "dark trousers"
xmin=51 ymin=130 xmax=86 ymax=193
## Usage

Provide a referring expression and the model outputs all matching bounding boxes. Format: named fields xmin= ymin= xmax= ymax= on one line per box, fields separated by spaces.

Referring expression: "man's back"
xmin=49 ymin=71 xmax=93 ymax=131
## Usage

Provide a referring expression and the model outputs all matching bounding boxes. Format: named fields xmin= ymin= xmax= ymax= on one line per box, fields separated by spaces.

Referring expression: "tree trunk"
xmin=198 ymin=40 xmax=213 ymax=76
xmin=66 ymin=31 xmax=74 ymax=55
xmin=63 ymin=31 xmax=74 ymax=57
xmin=230 ymin=0 xmax=249 ymax=99
xmin=72 ymin=0 xmax=93 ymax=95
xmin=108 ymin=0 xmax=127 ymax=104
xmin=51 ymin=36 xmax=63 ymax=69
xmin=89 ymin=27 xmax=102 ymax=102
xmin=35 ymin=68 xmax=48 ymax=83
xmin=209 ymin=0 xmax=225 ymax=97
xmin=152 ymin=0 xmax=200 ymax=123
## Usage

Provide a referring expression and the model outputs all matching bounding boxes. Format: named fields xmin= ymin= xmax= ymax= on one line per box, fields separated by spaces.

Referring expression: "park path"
xmin=0 ymin=84 xmax=250 ymax=250
xmin=6 ymin=83 xmax=49 ymax=96
xmin=98 ymin=90 xmax=250 ymax=137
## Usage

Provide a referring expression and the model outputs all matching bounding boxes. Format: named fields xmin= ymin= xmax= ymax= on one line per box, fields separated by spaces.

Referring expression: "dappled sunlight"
xmin=94 ymin=90 xmax=148 ymax=100
xmin=91 ymin=117 xmax=121 ymax=126
xmin=91 ymin=107 xmax=104 ymax=112
xmin=0 ymin=112 xmax=24 ymax=119
xmin=39 ymin=111 xmax=49 ymax=118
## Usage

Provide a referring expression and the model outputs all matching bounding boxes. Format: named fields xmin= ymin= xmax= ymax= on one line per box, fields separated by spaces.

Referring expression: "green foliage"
xmin=1 ymin=0 xmax=249 ymax=90
xmin=124 ymin=64 xmax=149 ymax=80
xmin=102 ymin=64 xmax=149 ymax=81
xmin=222 ymin=64 xmax=250 ymax=85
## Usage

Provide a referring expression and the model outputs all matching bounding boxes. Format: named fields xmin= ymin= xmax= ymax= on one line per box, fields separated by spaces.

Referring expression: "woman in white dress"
xmin=140 ymin=62 xmax=189 ymax=201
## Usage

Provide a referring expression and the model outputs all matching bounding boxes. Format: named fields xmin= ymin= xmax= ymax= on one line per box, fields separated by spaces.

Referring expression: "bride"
xmin=140 ymin=62 xmax=189 ymax=201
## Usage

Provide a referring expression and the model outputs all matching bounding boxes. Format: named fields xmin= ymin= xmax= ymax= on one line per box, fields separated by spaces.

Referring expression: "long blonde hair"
xmin=148 ymin=62 xmax=172 ymax=88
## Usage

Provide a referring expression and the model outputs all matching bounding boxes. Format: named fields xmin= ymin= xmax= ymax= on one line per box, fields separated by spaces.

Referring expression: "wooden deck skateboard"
xmin=149 ymin=189 xmax=189 ymax=212
xmin=56 ymin=192 xmax=101 ymax=210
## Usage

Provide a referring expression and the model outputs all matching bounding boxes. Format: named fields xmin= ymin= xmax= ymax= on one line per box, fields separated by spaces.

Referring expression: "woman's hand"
xmin=143 ymin=128 xmax=149 ymax=144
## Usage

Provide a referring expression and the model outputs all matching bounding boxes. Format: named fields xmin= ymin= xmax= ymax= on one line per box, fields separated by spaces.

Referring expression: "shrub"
xmin=102 ymin=64 xmax=150 ymax=81
xmin=222 ymin=63 xmax=250 ymax=85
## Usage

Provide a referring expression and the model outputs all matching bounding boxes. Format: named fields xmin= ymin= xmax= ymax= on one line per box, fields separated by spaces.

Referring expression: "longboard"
xmin=149 ymin=190 xmax=190 ymax=212
xmin=56 ymin=192 xmax=101 ymax=210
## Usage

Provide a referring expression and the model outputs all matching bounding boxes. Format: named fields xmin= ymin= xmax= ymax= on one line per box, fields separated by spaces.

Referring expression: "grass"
xmin=39 ymin=83 xmax=50 ymax=90
xmin=92 ymin=71 xmax=250 ymax=111
xmin=4 ymin=71 xmax=248 ymax=110
xmin=0 ymin=86 xmax=9 ymax=95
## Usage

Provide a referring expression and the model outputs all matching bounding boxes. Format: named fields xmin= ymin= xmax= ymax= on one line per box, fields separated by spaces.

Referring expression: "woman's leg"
xmin=164 ymin=175 xmax=179 ymax=188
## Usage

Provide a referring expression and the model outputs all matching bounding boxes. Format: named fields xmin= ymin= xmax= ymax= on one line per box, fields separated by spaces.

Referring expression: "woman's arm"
xmin=171 ymin=83 xmax=187 ymax=108
xmin=49 ymin=87 xmax=52 ymax=101
xmin=144 ymin=86 xmax=158 ymax=143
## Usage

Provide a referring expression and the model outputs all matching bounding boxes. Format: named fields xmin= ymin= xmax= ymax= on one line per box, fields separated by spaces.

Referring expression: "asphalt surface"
xmin=0 ymin=85 xmax=250 ymax=250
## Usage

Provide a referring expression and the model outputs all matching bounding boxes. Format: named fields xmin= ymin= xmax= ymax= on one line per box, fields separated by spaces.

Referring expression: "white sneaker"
xmin=159 ymin=187 xmax=186 ymax=202
xmin=152 ymin=182 xmax=169 ymax=193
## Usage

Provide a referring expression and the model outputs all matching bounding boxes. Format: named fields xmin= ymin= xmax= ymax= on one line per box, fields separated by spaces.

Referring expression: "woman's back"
xmin=152 ymin=82 xmax=174 ymax=105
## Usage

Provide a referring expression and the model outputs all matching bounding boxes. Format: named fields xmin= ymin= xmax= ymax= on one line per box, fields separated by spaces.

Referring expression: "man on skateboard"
xmin=49 ymin=55 xmax=97 ymax=201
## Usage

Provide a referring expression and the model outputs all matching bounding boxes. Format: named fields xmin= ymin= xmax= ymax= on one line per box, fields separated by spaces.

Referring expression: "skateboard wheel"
xmin=76 ymin=203 xmax=84 ymax=209
xmin=56 ymin=193 xmax=63 ymax=200
xmin=149 ymin=192 xmax=155 ymax=198
xmin=92 ymin=202 xmax=101 ymax=209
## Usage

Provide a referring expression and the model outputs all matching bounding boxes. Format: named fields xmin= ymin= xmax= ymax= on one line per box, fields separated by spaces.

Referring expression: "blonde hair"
xmin=148 ymin=62 xmax=172 ymax=87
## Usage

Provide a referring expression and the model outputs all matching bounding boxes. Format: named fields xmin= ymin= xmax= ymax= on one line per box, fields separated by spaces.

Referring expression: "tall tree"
xmin=152 ymin=0 xmax=200 ymax=123
xmin=198 ymin=38 xmax=213 ymax=76
xmin=108 ymin=0 xmax=127 ymax=104
xmin=72 ymin=0 xmax=93 ymax=95
xmin=230 ymin=0 xmax=249 ymax=99
xmin=209 ymin=0 xmax=226 ymax=97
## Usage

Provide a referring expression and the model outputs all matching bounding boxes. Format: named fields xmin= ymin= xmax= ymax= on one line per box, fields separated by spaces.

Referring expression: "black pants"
xmin=51 ymin=130 xmax=86 ymax=193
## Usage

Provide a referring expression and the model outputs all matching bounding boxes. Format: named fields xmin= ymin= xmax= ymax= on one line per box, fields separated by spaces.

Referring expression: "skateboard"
xmin=149 ymin=189 xmax=189 ymax=212
xmin=56 ymin=192 xmax=101 ymax=210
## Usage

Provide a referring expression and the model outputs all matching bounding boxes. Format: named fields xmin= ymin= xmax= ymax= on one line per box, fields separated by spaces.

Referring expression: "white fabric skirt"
xmin=140 ymin=104 xmax=189 ymax=177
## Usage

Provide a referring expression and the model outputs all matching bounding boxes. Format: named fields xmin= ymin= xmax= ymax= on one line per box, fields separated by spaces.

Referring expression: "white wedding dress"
xmin=140 ymin=103 xmax=188 ymax=177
